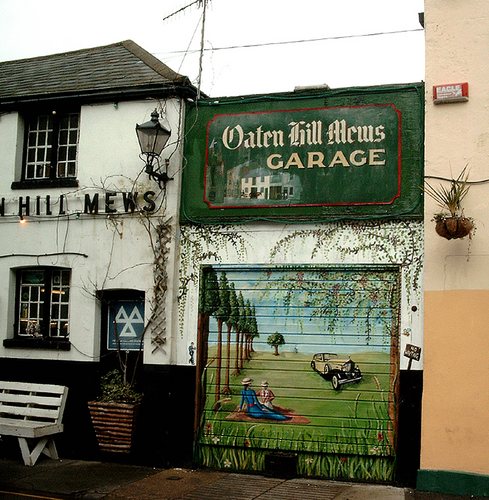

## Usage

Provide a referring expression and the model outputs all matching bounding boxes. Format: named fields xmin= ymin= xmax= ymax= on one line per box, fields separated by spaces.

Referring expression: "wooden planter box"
xmin=88 ymin=401 xmax=140 ymax=454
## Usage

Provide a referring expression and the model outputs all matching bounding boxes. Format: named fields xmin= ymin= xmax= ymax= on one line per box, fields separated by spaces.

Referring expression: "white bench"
xmin=0 ymin=381 xmax=68 ymax=466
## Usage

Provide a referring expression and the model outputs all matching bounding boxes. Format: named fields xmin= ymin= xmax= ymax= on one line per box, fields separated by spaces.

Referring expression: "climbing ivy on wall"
xmin=179 ymin=224 xmax=249 ymax=336
xmin=269 ymin=220 xmax=422 ymax=296
xmin=178 ymin=220 xmax=423 ymax=335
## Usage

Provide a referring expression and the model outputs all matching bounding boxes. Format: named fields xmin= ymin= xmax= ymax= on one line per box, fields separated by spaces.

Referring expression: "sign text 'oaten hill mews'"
xmin=204 ymin=104 xmax=401 ymax=209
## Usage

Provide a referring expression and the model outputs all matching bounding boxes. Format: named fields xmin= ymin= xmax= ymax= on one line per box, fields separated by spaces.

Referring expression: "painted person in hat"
xmin=258 ymin=380 xmax=275 ymax=409
xmin=239 ymin=377 xmax=289 ymax=421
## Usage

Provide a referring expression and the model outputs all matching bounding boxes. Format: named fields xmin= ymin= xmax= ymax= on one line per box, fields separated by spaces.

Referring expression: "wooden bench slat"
xmin=0 ymin=418 xmax=63 ymax=438
xmin=0 ymin=393 xmax=62 ymax=407
xmin=0 ymin=381 xmax=66 ymax=395
xmin=0 ymin=404 xmax=60 ymax=420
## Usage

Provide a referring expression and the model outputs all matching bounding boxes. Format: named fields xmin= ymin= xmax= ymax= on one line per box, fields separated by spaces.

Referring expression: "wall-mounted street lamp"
xmin=136 ymin=109 xmax=172 ymax=188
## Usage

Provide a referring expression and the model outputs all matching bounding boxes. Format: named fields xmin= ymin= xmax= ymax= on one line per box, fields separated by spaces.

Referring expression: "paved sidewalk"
xmin=0 ymin=458 xmax=478 ymax=499
xmin=105 ymin=467 xmax=406 ymax=500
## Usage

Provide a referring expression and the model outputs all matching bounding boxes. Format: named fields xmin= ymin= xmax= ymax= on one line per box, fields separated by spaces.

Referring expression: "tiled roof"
xmin=0 ymin=40 xmax=197 ymax=103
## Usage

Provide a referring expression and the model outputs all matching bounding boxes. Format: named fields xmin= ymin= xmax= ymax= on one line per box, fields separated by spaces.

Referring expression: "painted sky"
xmin=207 ymin=267 xmax=397 ymax=353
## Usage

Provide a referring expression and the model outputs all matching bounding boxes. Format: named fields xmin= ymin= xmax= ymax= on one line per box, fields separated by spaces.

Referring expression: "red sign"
xmin=433 ymin=82 xmax=469 ymax=104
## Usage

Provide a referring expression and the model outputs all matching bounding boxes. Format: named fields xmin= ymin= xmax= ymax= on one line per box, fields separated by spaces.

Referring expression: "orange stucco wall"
xmin=421 ymin=290 xmax=489 ymax=474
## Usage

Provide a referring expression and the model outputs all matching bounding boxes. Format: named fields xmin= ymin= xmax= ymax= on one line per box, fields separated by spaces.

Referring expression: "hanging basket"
xmin=435 ymin=216 xmax=474 ymax=240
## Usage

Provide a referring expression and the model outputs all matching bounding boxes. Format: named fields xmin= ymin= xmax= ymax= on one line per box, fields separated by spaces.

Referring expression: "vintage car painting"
xmin=310 ymin=352 xmax=362 ymax=390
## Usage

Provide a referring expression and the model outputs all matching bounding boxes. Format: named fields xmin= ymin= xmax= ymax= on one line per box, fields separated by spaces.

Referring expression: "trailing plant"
xmin=424 ymin=167 xmax=475 ymax=240
xmin=178 ymin=224 xmax=249 ymax=337
xmin=268 ymin=220 xmax=423 ymax=302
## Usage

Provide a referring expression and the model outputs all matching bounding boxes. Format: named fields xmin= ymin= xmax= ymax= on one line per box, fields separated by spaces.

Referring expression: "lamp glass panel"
xmin=136 ymin=127 xmax=171 ymax=156
xmin=153 ymin=129 xmax=171 ymax=156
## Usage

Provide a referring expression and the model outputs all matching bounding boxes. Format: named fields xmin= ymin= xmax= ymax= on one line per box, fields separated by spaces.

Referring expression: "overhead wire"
xmin=157 ymin=28 xmax=424 ymax=57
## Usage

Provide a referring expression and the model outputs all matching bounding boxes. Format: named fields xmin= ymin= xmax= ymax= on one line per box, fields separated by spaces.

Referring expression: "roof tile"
xmin=0 ymin=40 xmax=195 ymax=102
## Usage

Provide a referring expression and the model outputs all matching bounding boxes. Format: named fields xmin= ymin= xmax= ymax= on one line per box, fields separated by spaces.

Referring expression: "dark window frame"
xmin=4 ymin=267 xmax=71 ymax=350
xmin=11 ymin=107 xmax=80 ymax=190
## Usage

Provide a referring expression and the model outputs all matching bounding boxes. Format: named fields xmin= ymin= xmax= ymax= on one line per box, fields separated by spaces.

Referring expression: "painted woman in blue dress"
xmin=239 ymin=377 xmax=290 ymax=421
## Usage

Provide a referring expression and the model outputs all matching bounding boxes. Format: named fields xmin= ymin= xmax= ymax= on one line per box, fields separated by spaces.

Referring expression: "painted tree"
xmin=245 ymin=305 xmax=256 ymax=360
xmin=249 ymin=305 xmax=259 ymax=354
xmin=234 ymin=292 xmax=246 ymax=375
xmin=267 ymin=332 xmax=285 ymax=356
xmin=214 ymin=272 xmax=231 ymax=402
xmin=195 ymin=267 xmax=220 ymax=430
xmin=223 ymin=282 xmax=239 ymax=394
xmin=239 ymin=299 xmax=251 ymax=369
xmin=198 ymin=267 xmax=220 ymax=358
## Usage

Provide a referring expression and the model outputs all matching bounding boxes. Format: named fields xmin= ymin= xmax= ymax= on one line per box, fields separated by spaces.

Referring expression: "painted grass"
xmin=196 ymin=349 xmax=396 ymax=481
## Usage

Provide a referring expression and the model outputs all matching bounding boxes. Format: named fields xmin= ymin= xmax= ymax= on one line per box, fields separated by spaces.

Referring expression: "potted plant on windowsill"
xmin=424 ymin=167 xmax=474 ymax=240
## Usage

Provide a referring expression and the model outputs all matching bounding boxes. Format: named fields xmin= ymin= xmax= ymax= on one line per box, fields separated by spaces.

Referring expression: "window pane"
xmin=16 ymin=268 xmax=71 ymax=339
xmin=38 ymin=115 xmax=48 ymax=129
xmin=24 ymin=111 xmax=78 ymax=181
xmin=60 ymin=320 xmax=69 ymax=337
xmin=20 ymin=303 xmax=28 ymax=318
xmin=36 ymin=147 xmax=45 ymax=162
xmin=61 ymin=270 xmax=70 ymax=286
xmin=69 ymin=114 xmax=79 ymax=128
xmin=22 ymin=270 xmax=44 ymax=284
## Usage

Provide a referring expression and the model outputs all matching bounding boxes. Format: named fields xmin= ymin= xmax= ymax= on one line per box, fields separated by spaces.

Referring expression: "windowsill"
xmin=11 ymin=178 xmax=79 ymax=190
xmin=3 ymin=338 xmax=71 ymax=351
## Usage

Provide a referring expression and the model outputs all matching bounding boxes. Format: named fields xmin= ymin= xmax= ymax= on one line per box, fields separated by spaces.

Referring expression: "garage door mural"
xmin=195 ymin=265 xmax=401 ymax=482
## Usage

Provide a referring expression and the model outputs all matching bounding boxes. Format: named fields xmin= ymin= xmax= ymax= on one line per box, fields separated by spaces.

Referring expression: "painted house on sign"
xmin=180 ymin=84 xmax=424 ymax=484
xmin=0 ymin=41 xmax=199 ymax=465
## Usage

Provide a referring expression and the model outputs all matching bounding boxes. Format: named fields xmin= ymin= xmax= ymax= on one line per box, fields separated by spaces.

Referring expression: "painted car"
xmin=310 ymin=352 xmax=362 ymax=390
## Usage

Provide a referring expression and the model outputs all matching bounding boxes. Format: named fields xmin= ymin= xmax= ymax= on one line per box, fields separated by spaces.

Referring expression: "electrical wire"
xmin=159 ymin=28 xmax=424 ymax=56
xmin=424 ymin=175 xmax=489 ymax=185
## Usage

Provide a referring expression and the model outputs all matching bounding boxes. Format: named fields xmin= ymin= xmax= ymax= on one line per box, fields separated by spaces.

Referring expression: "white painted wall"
xmin=0 ymin=98 xmax=184 ymax=364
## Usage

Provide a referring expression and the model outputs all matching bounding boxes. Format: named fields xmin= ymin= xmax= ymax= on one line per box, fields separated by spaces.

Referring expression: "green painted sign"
xmin=182 ymin=83 xmax=424 ymax=222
